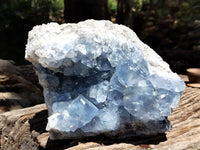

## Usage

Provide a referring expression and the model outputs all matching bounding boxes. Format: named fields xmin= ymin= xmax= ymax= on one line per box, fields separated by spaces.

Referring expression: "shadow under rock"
xmin=28 ymin=109 xmax=167 ymax=150
xmin=45 ymin=132 xmax=167 ymax=150
xmin=29 ymin=109 xmax=48 ymax=134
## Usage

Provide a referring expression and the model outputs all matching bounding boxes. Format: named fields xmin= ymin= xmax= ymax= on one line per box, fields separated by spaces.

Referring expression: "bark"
xmin=116 ymin=0 xmax=124 ymax=24
xmin=116 ymin=0 xmax=132 ymax=25
xmin=0 ymin=63 xmax=44 ymax=114
xmin=0 ymin=60 xmax=42 ymax=96
xmin=0 ymin=104 xmax=47 ymax=150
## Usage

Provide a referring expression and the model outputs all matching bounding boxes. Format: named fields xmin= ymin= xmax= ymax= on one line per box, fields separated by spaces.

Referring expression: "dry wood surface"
xmin=0 ymin=74 xmax=200 ymax=150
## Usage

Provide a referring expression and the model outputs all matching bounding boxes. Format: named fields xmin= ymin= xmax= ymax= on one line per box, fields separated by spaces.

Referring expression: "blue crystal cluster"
xmin=25 ymin=20 xmax=185 ymax=139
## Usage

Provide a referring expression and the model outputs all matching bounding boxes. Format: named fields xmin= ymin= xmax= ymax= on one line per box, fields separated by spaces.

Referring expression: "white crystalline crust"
xmin=25 ymin=20 xmax=185 ymax=139
xmin=25 ymin=20 xmax=170 ymax=74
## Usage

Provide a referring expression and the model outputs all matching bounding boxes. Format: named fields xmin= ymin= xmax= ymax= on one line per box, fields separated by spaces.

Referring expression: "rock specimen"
xmin=25 ymin=20 xmax=185 ymax=140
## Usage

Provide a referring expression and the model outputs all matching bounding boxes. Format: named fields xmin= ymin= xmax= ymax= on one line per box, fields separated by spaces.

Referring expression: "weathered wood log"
xmin=0 ymin=103 xmax=162 ymax=150
xmin=0 ymin=63 xmax=44 ymax=114
xmin=0 ymin=77 xmax=200 ymax=150
xmin=0 ymin=104 xmax=47 ymax=150
xmin=0 ymin=59 xmax=42 ymax=95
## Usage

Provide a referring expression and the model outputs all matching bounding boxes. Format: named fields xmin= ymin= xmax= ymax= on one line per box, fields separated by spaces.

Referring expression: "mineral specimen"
xmin=25 ymin=20 xmax=185 ymax=140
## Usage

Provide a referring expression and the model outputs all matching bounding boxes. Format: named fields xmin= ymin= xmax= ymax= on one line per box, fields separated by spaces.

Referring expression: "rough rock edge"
xmin=25 ymin=19 xmax=171 ymax=73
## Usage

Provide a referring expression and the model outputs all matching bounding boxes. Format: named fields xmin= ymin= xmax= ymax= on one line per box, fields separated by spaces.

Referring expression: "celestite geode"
xmin=25 ymin=20 xmax=185 ymax=140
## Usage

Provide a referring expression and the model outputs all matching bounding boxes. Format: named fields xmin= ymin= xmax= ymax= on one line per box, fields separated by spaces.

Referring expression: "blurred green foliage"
xmin=0 ymin=0 xmax=64 ymax=30
xmin=108 ymin=0 xmax=198 ymax=27
xmin=0 ymin=0 xmax=200 ymax=64
xmin=0 ymin=0 xmax=64 ymax=64
xmin=108 ymin=0 xmax=200 ymax=50
xmin=108 ymin=0 xmax=117 ymax=13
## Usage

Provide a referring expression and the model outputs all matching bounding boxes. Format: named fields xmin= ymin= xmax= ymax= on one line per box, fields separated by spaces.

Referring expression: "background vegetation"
xmin=0 ymin=0 xmax=199 ymax=64
xmin=0 ymin=0 xmax=64 ymax=64
xmin=110 ymin=0 xmax=200 ymax=50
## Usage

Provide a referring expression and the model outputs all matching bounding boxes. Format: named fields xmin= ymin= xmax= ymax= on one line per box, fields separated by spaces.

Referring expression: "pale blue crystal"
xmin=47 ymin=111 xmax=79 ymax=132
xmin=82 ymin=107 xmax=119 ymax=132
xmin=116 ymin=62 xmax=149 ymax=87
xmin=67 ymin=95 xmax=99 ymax=128
xmin=123 ymin=80 xmax=155 ymax=120
xmin=97 ymin=107 xmax=119 ymax=130
xmin=89 ymin=81 xmax=110 ymax=103
xmin=107 ymin=90 xmax=123 ymax=106
xmin=25 ymin=20 xmax=185 ymax=139
xmin=110 ymin=73 xmax=125 ymax=92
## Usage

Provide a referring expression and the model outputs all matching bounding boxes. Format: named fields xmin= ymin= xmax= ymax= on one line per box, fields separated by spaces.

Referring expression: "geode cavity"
xmin=25 ymin=20 xmax=185 ymax=140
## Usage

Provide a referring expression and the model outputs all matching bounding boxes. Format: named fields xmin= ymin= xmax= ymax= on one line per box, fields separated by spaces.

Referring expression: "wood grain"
xmin=0 ymin=77 xmax=200 ymax=150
